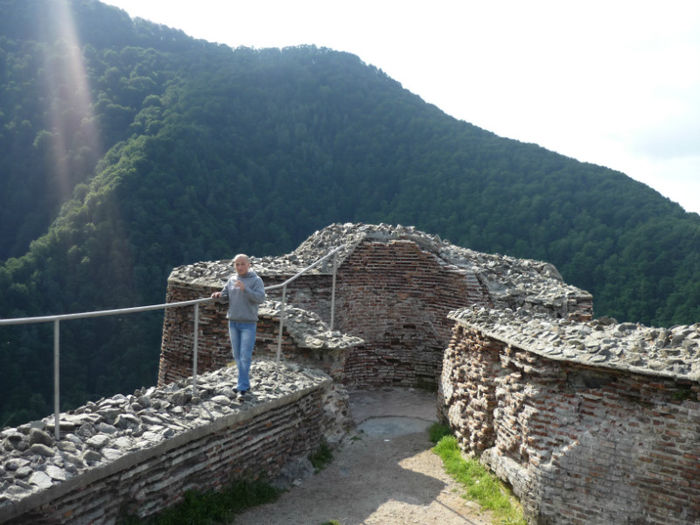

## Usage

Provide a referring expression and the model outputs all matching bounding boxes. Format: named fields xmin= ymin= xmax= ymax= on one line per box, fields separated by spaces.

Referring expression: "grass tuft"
xmin=309 ymin=440 xmax=333 ymax=472
xmin=432 ymin=435 xmax=527 ymax=525
xmin=118 ymin=479 xmax=281 ymax=525
xmin=428 ymin=422 xmax=452 ymax=443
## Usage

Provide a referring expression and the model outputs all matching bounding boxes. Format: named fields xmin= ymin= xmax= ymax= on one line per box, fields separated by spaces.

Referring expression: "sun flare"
xmin=39 ymin=0 xmax=101 ymax=202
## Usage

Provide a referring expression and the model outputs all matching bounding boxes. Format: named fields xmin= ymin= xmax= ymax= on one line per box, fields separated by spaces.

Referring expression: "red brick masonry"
xmin=441 ymin=322 xmax=699 ymax=525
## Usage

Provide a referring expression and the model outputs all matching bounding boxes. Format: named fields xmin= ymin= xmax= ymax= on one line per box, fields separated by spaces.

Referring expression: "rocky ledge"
xmin=449 ymin=306 xmax=700 ymax=382
xmin=0 ymin=361 xmax=332 ymax=509
xmin=169 ymin=222 xmax=591 ymax=312
xmin=260 ymin=300 xmax=364 ymax=350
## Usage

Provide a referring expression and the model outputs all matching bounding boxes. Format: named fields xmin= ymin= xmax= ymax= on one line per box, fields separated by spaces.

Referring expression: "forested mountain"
xmin=1 ymin=0 xmax=698 ymax=426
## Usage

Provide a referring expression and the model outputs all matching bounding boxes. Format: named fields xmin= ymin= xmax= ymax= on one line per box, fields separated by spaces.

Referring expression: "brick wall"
xmin=333 ymin=240 xmax=492 ymax=389
xmin=158 ymin=282 xmax=349 ymax=385
xmin=264 ymin=274 xmax=334 ymax=326
xmin=441 ymin=324 xmax=700 ymax=525
xmin=160 ymin=239 xmax=495 ymax=390
xmin=4 ymin=383 xmax=329 ymax=524
xmin=158 ymin=283 xmax=227 ymax=386
xmin=160 ymin=233 xmax=597 ymax=392
xmin=258 ymin=240 xmax=489 ymax=388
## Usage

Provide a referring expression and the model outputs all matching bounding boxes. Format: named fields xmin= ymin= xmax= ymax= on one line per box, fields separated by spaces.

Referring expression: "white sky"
xmin=103 ymin=0 xmax=700 ymax=214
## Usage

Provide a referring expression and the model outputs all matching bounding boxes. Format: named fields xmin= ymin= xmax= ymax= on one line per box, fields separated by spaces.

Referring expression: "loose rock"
xmin=0 ymin=360 xmax=337 ymax=512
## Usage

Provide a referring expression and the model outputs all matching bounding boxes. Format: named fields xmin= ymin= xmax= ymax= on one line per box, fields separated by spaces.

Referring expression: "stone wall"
xmin=331 ymin=239 xmax=488 ymax=388
xmin=0 ymin=362 xmax=333 ymax=524
xmin=158 ymin=283 xmax=227 ymax=387
xmin=158 ymin=283 xmax=362 ymax=387
xmin=441 ymin=307 xmax=700 ymax=525
xmin=161 ymin=223 xmax=593 ymax=390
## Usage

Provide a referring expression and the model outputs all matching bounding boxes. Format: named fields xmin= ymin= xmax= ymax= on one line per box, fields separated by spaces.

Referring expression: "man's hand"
xmin=211 ymin=291 xmax=221 ymax=298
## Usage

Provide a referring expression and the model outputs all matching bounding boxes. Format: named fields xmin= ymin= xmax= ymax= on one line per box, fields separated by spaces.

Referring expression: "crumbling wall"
xmin=159 ymin=223 xmax=594 ymax=392
xmin=0 ymin=363 xmax=332 ymax=524
xmin=263 ymin=274 xmax=334 ymax=326
xmin=159 ymin=283 xmax=359 ymax=387
xmin=441 ymin=309 xmax=700 ymax=524
xmin=158 ymin=282 xmax=227 ymax=386
xmin=333 ymin=239 xmax=492 ymax=388
xmin=158 ymin=287 xmax=357 ymax=446
xmin=159 ymin=240 xmax=488 ymax=390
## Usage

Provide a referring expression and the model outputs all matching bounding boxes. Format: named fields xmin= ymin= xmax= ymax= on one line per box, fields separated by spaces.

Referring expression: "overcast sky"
xmin=103 ymin=0 xmax=700 ymax=214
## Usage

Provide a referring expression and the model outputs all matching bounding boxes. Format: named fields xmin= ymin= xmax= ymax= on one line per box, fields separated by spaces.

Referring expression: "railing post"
xmin=276 ymin=284 xmax=287 ymax=364
xmin=330 ymin=252 xmax=337 ymax=332
xmin=192 ymin=302 xmax=199 ymax=395
xmin=53 ymin=319 xmax=60 ymax=440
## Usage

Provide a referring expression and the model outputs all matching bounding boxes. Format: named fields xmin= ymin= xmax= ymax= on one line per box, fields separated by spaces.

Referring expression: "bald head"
xmin=234 ymin=254 xmax=251 ymax=276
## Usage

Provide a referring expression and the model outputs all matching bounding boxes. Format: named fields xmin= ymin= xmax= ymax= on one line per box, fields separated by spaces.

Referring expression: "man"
xmin=211 ymin=254 xmax=266 ymax=398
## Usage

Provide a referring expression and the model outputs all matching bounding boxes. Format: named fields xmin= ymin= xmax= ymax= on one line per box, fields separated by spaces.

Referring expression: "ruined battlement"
xmin=442 ymin=307 xmax=699 ymax=524
xmin=449 ymin=305 xmax=700 ymax=382
xmin=0 ymin=362 xmax=340 ymax=524
xmin=4 ymin=223 xmax=696 ymax=524
xmin=160 ymin=223 xmax=593 ymax=391
xmin=170 ymin=222 xmax=593 ymax=319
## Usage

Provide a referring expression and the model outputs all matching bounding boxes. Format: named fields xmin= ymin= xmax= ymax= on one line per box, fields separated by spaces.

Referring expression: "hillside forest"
xmin=0 ymin=0 xmax=698 ymax=426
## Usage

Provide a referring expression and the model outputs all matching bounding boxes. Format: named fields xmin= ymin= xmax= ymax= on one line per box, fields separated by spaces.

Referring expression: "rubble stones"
xmin=449 ymin=306 xmax=700 ymax=381
xmin=86 ymin=434 xmax=110 ymax=449
xmin=82 ymin=450 xmax=102 ymax=465
xmin=28 ymin=471 xmax=52 ymax=490
xmin=0 ymin=360 xmax=336 ymax=513
xmin=45 ymin=466 xmax=66 ymax=482
xmin=3 ymin=459 xmax=28 ymax=471
xmin=28 ymin=444 xmax=54 ymax=457
xmin=28 ymin=429 xmax=53 ymax=447
xmin=168 ymin=222 xmax=592 ymax=314
xmin=259 ymin=301 xmax=364 ymax=350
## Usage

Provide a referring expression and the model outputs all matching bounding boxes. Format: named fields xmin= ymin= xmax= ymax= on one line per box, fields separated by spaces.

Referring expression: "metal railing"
xmin=265 ymin=245 xmax=342 ymax=362
xmin=0 ymin=246 xmax=342 ymax=439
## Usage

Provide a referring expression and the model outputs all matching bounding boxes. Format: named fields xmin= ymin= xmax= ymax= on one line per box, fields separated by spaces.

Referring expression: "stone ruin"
xmin=160 ymin=222 xmax=699 ymax=524
xmin=0 ymin=361 xmax=338 ymax=523
xmin=160 ymin=222 xmax=593 ymax=390
xmin=2 ymin=222 xmax=698 ymax=524
xmin=448 ymin=306 xmax=699 ymax=380
xmin=442 ymin=306 xmax=699 ymax=524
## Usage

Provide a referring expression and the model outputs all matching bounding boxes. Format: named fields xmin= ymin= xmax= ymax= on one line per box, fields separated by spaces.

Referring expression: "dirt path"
xmin=231 ymin=388 xmax=492 ymax=525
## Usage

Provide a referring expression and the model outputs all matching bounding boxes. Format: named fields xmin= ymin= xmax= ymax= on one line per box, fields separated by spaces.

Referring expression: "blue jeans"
xmin=228 ymin=321 xmax=256 ymax=392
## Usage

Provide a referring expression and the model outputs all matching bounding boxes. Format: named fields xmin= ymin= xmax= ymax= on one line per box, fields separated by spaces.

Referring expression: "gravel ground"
xmin=231 ymin=388 xmax=492 ymax=525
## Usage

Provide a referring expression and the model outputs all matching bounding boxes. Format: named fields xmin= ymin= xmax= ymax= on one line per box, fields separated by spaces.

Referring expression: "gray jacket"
xmin=219 ymin=270 xmax=266 ymax=322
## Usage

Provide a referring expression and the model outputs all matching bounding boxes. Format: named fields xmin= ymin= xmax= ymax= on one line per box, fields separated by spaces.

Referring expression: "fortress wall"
xmin=159 ymin=238 xmax=495 ymax=390
xmin=331 ymin=239 xmax=492 ymax=389
xmin=254 ymin=315 xmax=349 ymax=381
xmin=158 ymin=282 xmax=354 ymax=387
xmin=159 ymin=226 xmax=594 ymax=392
xmin=1 ymin=363 xmax=331 ymax=524
xmin=8 ymin=224 xmax=648 ymax=524
xmin=158 ymin=283 xmax=329 ymax=385
xmin=158 ymin=283 xmax=226 ymax=386
xmin=263 ymin=274 xmax=334 ymax=325
xmin=441 ymin=322 xmax=700 ymax=525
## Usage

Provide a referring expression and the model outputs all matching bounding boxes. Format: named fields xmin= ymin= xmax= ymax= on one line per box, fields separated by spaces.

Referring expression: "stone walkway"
xmin=232 ymin=388 xmax=491 ymax=525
